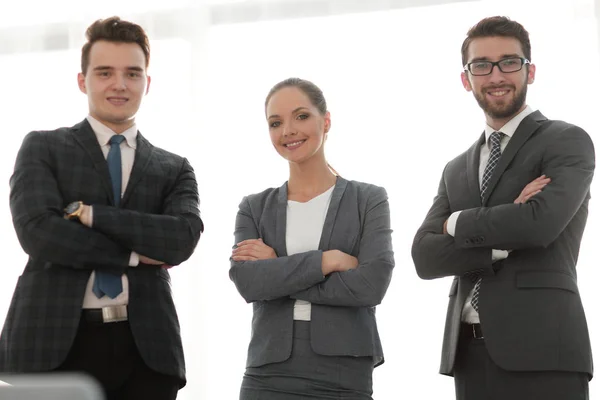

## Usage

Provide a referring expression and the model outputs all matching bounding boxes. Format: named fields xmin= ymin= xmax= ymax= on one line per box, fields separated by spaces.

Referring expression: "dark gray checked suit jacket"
xmin=230 ymin=177 xmax=394 ymax=368
xmin=0 ymin=119 xmax=203 ymax=387
xmin=412 ymin=111 xmax=594 ymax=379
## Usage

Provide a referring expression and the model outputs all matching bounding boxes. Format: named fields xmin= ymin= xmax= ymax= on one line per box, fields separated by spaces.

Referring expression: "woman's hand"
xmin=232 ymin=238 xmax=277 ymax=261
xmin=321 ymin=250 xmax=359 ymax=275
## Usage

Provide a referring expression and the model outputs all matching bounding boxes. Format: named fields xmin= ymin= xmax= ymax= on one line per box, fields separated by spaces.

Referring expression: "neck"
xmin=287 ymin=155 xmax=336 ymax=198
xmin=90 ymin=114 xmax=135 ymax=134
xmin=485 ymin=104 xmax=527 ymax=131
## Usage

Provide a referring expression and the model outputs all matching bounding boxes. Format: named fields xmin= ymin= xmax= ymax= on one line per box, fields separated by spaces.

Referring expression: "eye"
xmin=269 ymin=121 xmax=281 ymax=128
xmin=501 ymin=59 xmax=518 ymax=66
xmin=128 ymin=72 xmax=141 ymax=78
xmin=297 ymin=113 xmax=309 ymax=120
xmin=472 ymin=62 xmax=489 ymax=71
xmin=97 ymin=71 xmax=110 ymax=77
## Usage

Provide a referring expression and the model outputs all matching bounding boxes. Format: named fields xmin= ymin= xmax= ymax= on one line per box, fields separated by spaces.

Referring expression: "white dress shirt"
xmin=446 ymin=105 xmax=535 ymax=323
xmin=286 ymin=185 xmax=335 ymax=321
xmin=81 ymin=115 xmax=139 ymax=309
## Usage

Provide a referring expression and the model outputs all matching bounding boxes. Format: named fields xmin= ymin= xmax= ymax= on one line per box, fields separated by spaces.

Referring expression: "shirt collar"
xmin=86 ymin=115 xmax=138 ymax=149
xmin=484 ymin=105 xmax=535 ymax=144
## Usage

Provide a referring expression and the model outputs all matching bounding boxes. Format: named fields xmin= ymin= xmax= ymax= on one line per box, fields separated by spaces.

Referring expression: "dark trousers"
xmin=56 ymin=317 xmax=180 ymax=400
xmin=454 ymin=324 xmax=589 ymax=400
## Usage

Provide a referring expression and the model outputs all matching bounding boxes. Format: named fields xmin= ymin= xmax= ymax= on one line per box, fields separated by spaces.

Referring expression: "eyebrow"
xmin=469 ymin=54 xmax=522 ymax=63
xmin=267 ymin=107 xmax=310 ymax=120
xmin=92 ymin=66 xmax=144 ymax=71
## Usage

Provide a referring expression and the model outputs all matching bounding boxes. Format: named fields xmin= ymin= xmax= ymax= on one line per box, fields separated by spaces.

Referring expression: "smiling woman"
xmin=229 ymin=77 xmax=395 ymax=400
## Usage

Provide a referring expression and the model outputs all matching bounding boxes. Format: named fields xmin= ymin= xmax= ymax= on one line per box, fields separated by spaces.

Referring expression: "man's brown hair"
xmin=81 ymin=16 xmax=150 ymax=74
xmin=461 ymin=16 xmax=531 ymax=66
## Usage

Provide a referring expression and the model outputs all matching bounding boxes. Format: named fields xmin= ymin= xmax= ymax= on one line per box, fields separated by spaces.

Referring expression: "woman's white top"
xmin=286 ymin=185 xmax=335 ymax=321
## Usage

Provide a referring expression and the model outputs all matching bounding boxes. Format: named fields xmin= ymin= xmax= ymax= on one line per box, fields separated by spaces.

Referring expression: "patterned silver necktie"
xmin=472 ymin=131 xmax=505 ymax=312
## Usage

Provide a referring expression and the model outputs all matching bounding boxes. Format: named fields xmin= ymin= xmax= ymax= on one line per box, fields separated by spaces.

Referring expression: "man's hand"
xmin=79 ymin=205 xmax=93 ymax=227
xmin=321 ymin=250 xmax=359 ymax=275
xmin=514 ymin=175 xmax=551 ymax=204
xmin=232 ymin=238 xmax=277 ymax=261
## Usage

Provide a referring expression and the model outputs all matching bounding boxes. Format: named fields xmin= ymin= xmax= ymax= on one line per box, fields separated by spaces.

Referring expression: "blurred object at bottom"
xmin=0 ymin=372 xmax=104 ymax=399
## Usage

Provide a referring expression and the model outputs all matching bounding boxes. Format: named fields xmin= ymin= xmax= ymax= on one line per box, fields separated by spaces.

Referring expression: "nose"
xmin=487 ymin=64 xmax=507 ymax=84
xmin=282 ymin=122 xmax=297 ymax=137
xmin=112 ymin=74 xmax=127 ymax=90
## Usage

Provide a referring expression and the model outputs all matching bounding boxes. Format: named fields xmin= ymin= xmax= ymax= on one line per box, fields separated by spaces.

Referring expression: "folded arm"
xmin=90 ymin=157 xmax=203 ymax=266
xmin=10 ymin=131 xmax=131 ymax=269
xmin=454 ymin=126 xmax=595 ymax=250
xmin=290 ymin=187 xmax=395 ymax=307
xmin=229 ymin=196 xmax=325 ymax=303
xmin=412 ymin=168 xmax=494 ymax=280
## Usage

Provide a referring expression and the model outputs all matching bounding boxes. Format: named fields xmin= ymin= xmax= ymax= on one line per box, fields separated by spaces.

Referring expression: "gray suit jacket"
xmin=412 ymin=111 xmax=594 ymax=378
xmin=0 ymin=120 xmax=203 ymax=387
xmin=230 ymin=177 xmax=394 ymax=368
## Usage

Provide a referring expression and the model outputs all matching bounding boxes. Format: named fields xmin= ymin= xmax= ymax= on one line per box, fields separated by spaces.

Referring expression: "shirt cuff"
xmin=492 ymin=249 xmax=509 ymax=261
xmin=88 ymin=206 xmax=94 ymax=228
xmin=129 ymin=252 xmax=140 ymax=267
xmin=446 ymin=211 xmax=462 ymax=237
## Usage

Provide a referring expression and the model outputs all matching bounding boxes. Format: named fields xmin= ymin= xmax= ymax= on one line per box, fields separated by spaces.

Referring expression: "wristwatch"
xmin=64 ymin=201 xmax=84 ymax=220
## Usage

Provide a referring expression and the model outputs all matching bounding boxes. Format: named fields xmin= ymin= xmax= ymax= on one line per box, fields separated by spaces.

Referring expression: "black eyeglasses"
xmin=464 ymin=57 xmax=531 ymax=76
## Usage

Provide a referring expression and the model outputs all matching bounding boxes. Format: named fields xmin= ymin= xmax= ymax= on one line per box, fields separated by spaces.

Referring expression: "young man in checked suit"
xmin=413 ymin=16 xmax=594 ymax=400
xmin=0 ymin=16 xmax=203 ymax=400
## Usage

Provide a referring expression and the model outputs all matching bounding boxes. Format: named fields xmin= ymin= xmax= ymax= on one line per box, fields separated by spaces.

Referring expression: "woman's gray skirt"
xmin=240 ymin=321 xmax=374 ymax=400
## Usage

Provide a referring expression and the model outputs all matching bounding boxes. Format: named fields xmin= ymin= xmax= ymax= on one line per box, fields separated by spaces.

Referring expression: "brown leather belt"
xmin=81 ymin=305 xmax=128 ymax=324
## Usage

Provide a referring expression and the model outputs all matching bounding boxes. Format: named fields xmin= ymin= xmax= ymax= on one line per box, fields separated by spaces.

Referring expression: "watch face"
xmin=64 ymin=201 xmax=81 ymax=214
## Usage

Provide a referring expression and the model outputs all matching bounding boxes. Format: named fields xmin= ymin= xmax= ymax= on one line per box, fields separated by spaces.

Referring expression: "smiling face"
xmin=461 ymin=36 xmax=535 ymax=129
xmin=77 ymin=40 xmax=150 ymax=133
xmin=266 ymin=86 xmax=331 ymax=165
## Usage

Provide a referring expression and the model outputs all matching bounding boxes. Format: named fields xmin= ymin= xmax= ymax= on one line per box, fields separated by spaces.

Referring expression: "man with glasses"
xmin=413 ymin=16 xmax=593 ymax=400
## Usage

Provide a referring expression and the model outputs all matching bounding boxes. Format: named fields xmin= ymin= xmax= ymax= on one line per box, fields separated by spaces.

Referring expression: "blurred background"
xmin=0 ymin=0 xmax=599 ymax=398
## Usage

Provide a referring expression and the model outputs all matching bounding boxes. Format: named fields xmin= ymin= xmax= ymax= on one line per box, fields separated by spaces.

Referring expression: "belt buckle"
xmin=101 ymin=305 xmax=128 ymax=323
xmin=472 ymin=324 xmax=484 ymax=340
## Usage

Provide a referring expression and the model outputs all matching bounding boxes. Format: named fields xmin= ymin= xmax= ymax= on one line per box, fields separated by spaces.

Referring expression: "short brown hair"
xmin=461 ymin=16 xmax=531 ymax=66
xmin=81 ymin=16 xmax=150 ymax=74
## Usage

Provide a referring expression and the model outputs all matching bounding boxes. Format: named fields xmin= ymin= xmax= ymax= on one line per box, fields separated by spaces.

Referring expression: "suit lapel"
xmin=121 ymin=133 xmax=153 ymax=206
xmin=467 ymin=133 xmax=485 ymax=206
xmin=275 ymin=183 xmax=289 ymax=257
xmin=318 ymin=177 xmax=348 ymax=249
xmin=482 ymin=111 xmax=547 ymax=205
xmin=72 ymin=119 xmax=114 ymax=205
xmin=274 ymin=176 xmax=348 ymax=257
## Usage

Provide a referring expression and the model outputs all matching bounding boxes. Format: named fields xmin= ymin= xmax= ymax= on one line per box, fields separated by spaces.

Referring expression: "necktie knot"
xmin=489 ymin=131 xmax=504 ymax=148
xmin=109 ymin=134 xmax=126 ymax=146
xmin=480 ymin=131 xmax=505 ymax=202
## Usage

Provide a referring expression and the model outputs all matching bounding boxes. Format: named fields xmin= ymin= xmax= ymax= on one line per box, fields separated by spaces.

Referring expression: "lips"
xmin=283 ymin=139 xmax=306 ymax=150
xmin=485 ymin=86 xmax=513 ymax=98
xmin=107 ymin=97 xmax=128 ymax=105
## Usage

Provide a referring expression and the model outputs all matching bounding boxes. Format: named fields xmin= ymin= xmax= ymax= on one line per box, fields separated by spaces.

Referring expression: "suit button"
xmin=465 ymin=239 xmax=471 ymax=245
xmin=479 ymin=236 xmax=485 ymax=243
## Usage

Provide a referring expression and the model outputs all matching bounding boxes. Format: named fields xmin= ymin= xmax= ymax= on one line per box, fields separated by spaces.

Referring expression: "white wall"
xmin=0 ymin=1 xmax=598 ymax=399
